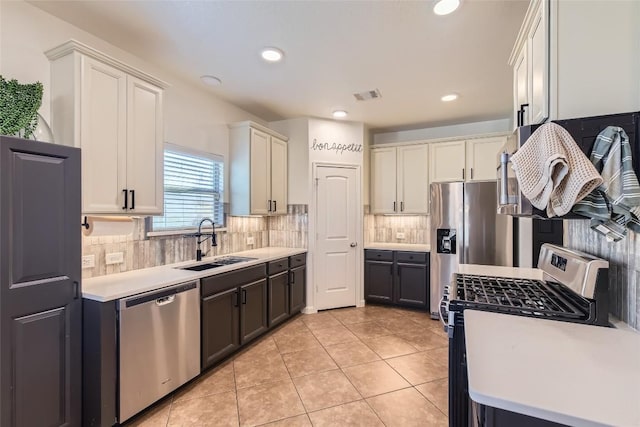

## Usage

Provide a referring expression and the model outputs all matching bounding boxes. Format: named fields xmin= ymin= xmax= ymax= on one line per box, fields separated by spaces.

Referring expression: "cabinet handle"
xmin=470 ymin=168 xmax=474 ymax=180
xmin=274 ymin=200 xmax=277 ymax=212
xmin=393 ymin=201 xmax=396 ymax=212
xmin=129 ymin=189 xmax=135 ymax=210
xmin=233 ymin=291 xmax=239 ymax=307
xmin=462 ymin=169 xmax=465 ymax=180
xmin=401 ymin=201 xmax=404 ymax=212
xmin=122 ymin=189 xmax=128 ymax=210
xmin=517 ymin=103 xmax=529 ymax=127
xmin=73 ymin=281 xmax=79 ymax=299
xmin=242 ymin=289 xmax=247 ymax=305
xmin=268 ymin=200 xmax=272 ymax=212
xmin=290 ymin=271 xmax=295 ymax=284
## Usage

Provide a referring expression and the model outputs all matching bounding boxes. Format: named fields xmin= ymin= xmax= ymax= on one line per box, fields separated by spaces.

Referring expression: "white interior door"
xmin=315 ymin=165 xmax=358 ymax=310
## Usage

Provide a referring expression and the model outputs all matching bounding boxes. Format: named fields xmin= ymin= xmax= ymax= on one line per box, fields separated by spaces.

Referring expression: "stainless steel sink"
xmin=178 ymin=256 xmax=256 ymax=271
xmin=181 ymin=263 xmax=224 ymax=271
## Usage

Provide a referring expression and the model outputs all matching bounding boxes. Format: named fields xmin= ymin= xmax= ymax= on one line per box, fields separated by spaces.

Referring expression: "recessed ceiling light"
xmin=332 ymin=110 xmax=348 ymax=118
xmin=200 ymin=75 xmax=222 ymax=86
xmin=441 ymin=93 xmax=458 ymax=102
xmin=261 ymin=47 xmax=284 ymax=62
xmin=433 ymin=0 xmax=460 ymax=15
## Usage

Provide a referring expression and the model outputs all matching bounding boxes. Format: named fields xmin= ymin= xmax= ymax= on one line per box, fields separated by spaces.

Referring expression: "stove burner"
xmin=452 ymin=274 xmax=586 ymax=319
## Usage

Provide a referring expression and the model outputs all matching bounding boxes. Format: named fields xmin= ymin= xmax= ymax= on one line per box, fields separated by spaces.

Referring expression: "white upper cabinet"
xmin=430 ymin=140 xmax=466 ymax=183
xmin=528 ymin=5 xmax=547 ymax=125
xmin=269 ymin=136 xmax=288 ymax=215
xmin=430 ymin=136 xmax=507 ymax=183
xmin=397 ymin=145 xmax=430 ymax=213
xmin=126 ymin=76 xmax=164 ymax=214
xmin=513 ymin=44 xmax=529 ymax=127
xmin=509 ymin=0 xmax=548 ymax=128
xmin=47 ymin=40 xmax=167 ymax=215
xmin=370 ymin=144 xmax=429 ymax=214
xmin=465 ymin=137 xmax=507 ymax=181
xmin=371 ymin=147 xmax=397 ymax=214
xmin=230 ymin=122 xmax=288 ymax=216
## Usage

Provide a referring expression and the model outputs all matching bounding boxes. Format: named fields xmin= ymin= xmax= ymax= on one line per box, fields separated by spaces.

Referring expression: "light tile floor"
xmin=125 ymin=305 xmax=449 ymax=427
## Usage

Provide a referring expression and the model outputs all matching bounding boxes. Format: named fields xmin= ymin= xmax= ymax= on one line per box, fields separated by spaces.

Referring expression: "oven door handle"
xmin=438 ymin=296 xmax=448 ymax=328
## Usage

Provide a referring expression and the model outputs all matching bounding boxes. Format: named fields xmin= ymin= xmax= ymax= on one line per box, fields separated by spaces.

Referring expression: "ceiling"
xmin=29 ymin=0 xmax=528 ymax=132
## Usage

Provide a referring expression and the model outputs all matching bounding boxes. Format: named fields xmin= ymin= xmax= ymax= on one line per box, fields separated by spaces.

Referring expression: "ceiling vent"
xmin=353 ymin=89 xmax=382 ymax=101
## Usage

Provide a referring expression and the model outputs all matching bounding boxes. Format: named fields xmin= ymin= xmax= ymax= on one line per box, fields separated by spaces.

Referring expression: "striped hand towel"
xmin=573 ymin=126 xmax=640 ymax=241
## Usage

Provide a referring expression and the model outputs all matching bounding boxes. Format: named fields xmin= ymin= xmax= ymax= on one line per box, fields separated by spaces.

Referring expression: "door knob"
xmin=350 ymin=242 xmax=357 ymax=247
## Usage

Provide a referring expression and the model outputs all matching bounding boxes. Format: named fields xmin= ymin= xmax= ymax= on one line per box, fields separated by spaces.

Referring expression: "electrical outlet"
xmin=246 ymin=236 xmax=255 ymax=246
xmin=396 ymin=232 xmax=406 ymax=239
xmin=82 ymin=255 xmax=95 ymax=269
xmin=106 ymin=252 xmax=124 ymax=265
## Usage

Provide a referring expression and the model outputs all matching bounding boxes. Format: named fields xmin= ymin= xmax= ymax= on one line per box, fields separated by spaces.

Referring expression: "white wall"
xmin=373 ymin=118 xmax=511 ymax=145
xmin=0 ymin=0 xmax=265 ymax=202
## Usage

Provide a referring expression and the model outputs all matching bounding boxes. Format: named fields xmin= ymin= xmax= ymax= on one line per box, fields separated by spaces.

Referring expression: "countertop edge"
xmin=363 ymin=243 xmax=431 ymax=252
xmin=82 ymin=247 xmax=307 ymax=302
xmin=467 ymin=389 xmax=606 ymax=427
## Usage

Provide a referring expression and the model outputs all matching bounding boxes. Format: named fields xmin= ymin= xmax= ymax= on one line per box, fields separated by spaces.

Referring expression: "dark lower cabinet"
xmin=397 ymin=262 xmax=428 ymax=308
xmin=0 ymin=137 xmax=81 ymax=427
xmin=202 ymin=288 xmax=240 ymax=367
xmin=365 ymin=249 xmax=430 ymax=310
xmin=289 ymin=265 xmax=306 ymax=314
xmin=364 ymin=260 xmax=394 ymax=302
xmin=240 ymin=279 xmax=268 ymax=343
xmin=268 ymin=272 xmax=290 ymax=327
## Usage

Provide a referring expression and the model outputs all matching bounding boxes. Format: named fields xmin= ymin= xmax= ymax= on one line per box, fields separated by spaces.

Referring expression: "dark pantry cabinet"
xmin=0 ymin=136 xmax=82 ymax=427
xmin=364 ymin=249 xmax=430 ymax=310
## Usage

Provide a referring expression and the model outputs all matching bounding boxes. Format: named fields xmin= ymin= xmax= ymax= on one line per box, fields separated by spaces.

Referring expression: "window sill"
xmin=147 ymin=227 xmax=228 ymax=238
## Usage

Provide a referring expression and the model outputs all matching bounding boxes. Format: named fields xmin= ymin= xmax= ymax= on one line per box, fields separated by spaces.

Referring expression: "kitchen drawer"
xmin=268 ymin=258 xmax=288 ymax=276
xmin=396 ymin=251 xmax=427 ymax=264
xmin=365 ymin=250 xmax=393 ymax=262
xmin=201 ymin=264 xmax=267 ymax=297
xmin=289 ymin=253 xmax=306 ymax=268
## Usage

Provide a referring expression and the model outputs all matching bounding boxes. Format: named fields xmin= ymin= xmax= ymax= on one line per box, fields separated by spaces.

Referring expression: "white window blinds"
xmin=152 ymin=146 xmax=224 ymax=231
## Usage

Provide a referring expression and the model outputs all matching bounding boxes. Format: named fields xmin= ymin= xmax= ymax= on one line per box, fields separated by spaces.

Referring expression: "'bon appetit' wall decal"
xmin=311 ymin=138 xmax=363 ymax=155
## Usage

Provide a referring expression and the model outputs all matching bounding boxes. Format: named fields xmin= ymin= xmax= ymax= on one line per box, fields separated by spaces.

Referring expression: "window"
xmin=151 ymin=144 xmax=224 ymax=232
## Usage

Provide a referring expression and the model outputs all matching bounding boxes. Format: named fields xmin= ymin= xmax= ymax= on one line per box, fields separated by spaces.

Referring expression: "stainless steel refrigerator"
xmin=429 ymin=181 xmax=513 ymax=318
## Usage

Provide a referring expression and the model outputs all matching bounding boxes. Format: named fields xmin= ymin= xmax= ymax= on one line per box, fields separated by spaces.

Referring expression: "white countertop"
xmin=364 ymin=242 xmax=430 ymax=252
xmin=83 ymin=247 xmax=307 ymax=302
xmin=457 ymin=264 xmax=544 ymax=280
xmin=464 ymin=310 xmax=640 ymax=427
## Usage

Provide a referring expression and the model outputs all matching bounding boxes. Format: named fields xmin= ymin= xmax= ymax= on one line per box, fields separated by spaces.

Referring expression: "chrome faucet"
xmin=184 ymin=218 xmax=217 ymax=261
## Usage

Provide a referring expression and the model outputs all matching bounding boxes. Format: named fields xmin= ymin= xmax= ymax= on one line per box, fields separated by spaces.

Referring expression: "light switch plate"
xmin=106 ymin=252 xmax=124 ymax=265
xmin=82 ymin=255 xmax=95 ymax=269
xmin=396 ymin=232 xmax=406 ymax=239
xmin=246 ymin=236 xmax=255 ymax=245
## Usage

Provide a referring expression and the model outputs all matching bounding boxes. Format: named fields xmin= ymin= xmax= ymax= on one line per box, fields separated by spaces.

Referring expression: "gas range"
xmin=441 ymin=243 xmax=610 ymax=329
xmin=446 ymin=244 xmax=610 ymax=427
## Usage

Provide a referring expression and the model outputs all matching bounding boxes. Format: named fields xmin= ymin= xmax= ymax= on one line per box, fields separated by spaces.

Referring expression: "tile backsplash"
xmin=565 ymin=220 xmax=639 ymax=330
xmin=82 ymin=205 xmax=308 ymax=278
xmin=364 ymin=213 xmax=430 ymax=244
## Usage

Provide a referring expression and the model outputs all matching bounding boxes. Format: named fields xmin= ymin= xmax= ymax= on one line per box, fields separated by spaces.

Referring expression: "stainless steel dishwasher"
xmin=119 ymin=281 xmax=200 ymax=423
